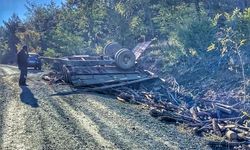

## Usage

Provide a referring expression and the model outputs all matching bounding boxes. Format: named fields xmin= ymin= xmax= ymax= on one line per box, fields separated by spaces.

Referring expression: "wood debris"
xmin=99 ymin=80 xmax=250 ymax=148
xmin=42 ymin=68 xmax=250 ymax=148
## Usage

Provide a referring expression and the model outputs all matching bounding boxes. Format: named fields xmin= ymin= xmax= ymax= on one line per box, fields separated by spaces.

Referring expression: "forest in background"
xmin=0 ymin=0 xmax=249 ymax=97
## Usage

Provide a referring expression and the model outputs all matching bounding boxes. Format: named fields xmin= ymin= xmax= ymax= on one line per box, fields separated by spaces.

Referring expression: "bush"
xmin=177 ymin=17 xmax=215 ymax=57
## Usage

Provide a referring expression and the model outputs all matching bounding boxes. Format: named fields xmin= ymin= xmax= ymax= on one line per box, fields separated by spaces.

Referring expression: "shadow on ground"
xmin=20 ymin=86 xmax=39 ymax=108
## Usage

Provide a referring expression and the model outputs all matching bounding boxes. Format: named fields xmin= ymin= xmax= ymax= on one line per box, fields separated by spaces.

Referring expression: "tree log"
xmin=212 ymin=119 xmax=222 ymax=136
xmin=215 ymin=105 xmax=232 ymax=114
xmin=226 ymin=130 xmax=238 ymax=141
xmin=190 ymin=106 xmax=201 ymax=122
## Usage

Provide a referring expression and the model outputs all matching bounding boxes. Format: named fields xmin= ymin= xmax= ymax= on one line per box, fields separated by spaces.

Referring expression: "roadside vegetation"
xmin=0 ymin=0 xmax=249 ymax=104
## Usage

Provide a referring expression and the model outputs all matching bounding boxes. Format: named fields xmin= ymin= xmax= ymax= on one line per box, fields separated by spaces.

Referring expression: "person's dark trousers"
xmin=19 ymin=67 xmax=28 ymax=85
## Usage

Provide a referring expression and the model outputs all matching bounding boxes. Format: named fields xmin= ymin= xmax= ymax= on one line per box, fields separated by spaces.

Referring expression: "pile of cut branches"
xmin=109 ymin=77 xmax=250 ymax=149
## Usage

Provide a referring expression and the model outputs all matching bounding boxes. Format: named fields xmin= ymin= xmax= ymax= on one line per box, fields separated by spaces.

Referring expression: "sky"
xmin=0 ymin=0 xmax=65 ymax=26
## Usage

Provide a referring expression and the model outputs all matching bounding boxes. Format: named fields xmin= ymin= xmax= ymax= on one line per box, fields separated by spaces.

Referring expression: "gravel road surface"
xmin=0 ymin=65 xmax=211 ymax=150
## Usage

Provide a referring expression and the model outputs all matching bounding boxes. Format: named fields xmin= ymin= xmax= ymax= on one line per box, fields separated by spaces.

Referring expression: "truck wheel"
xmin=115 ymin=49 xmax=135 ymax=70
xmin=104 ymin=42 xmax=122 ymax=58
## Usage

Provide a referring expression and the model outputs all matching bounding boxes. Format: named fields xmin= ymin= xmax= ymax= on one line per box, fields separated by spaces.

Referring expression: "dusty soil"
xmin=0 ymin=65 xmax=211 ymax=150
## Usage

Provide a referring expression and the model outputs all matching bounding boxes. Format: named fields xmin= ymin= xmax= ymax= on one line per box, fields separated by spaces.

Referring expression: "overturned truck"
xmin=43 ymin=41 xmax=157 ymax=88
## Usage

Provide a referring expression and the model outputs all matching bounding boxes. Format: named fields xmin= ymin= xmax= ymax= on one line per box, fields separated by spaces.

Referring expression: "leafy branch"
xmin=208 ymin=27 xmax=247 ymax=101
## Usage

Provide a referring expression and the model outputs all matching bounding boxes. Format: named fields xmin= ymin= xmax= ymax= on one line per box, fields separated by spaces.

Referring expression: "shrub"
xmin=178 ymin=17 xmax=215 ymax=57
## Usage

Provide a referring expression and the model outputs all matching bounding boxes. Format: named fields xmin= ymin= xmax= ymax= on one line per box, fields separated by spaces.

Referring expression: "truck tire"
xmin=115 ymin=49 xmax=135 ymax=70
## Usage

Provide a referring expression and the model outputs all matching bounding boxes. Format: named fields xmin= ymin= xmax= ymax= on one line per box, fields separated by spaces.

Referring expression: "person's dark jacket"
xmin=17 ymin=50 xmax=28 ymax=68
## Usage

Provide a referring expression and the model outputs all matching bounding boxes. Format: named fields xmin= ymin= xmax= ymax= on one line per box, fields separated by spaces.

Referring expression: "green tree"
xmin=16 ymin=26 xmax=41 ymax=52
xmin=26 ymin=1 xmax=60 ymax=51
xmin=3 ymin=14 xmax=21 ymax=63
xmin=0 ymin=27 xmax=9 ymax=63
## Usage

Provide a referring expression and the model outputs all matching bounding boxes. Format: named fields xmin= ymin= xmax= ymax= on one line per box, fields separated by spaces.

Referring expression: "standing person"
xmin=17 ymin=45 xmax=29 ymax=86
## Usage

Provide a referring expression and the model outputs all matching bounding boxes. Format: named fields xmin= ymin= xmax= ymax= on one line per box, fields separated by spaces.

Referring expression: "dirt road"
xmin=0 ymin=65 xmax=210 ymax=150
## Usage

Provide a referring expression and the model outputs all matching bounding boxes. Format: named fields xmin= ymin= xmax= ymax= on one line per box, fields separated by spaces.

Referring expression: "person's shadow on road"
xmin=20 ymin=86 xmax=39 ymax=108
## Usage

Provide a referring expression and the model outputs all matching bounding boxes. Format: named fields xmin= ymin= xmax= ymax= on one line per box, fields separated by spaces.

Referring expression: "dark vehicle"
xmin=27 ymin=53 xmax=42 ymax=70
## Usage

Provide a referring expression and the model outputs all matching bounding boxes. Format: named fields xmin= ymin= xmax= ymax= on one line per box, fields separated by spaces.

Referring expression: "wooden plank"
xmin=71 ymin=75 xmax=95 ymax=80
xmin=69 ymin=66 xmax=137 ymax=75
xmin=78 ymin=76 xmax=158 ymax=90
xmin=70 ymin=73 xmax=141 ymax=80
xmin=41 ymin=57 xmax=68 ymax=63
xmin=65 ymin=60 xmax=114 ymax=66
xmin=41 ymin=57 xmax=115 ymax=67
xmin=68 ymin=55 xmax=110 ymax=61
xmin=132 ymin=41 xmax=152 ymax=60
xmin=71 ymin=74 xmax=144 ymax=86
